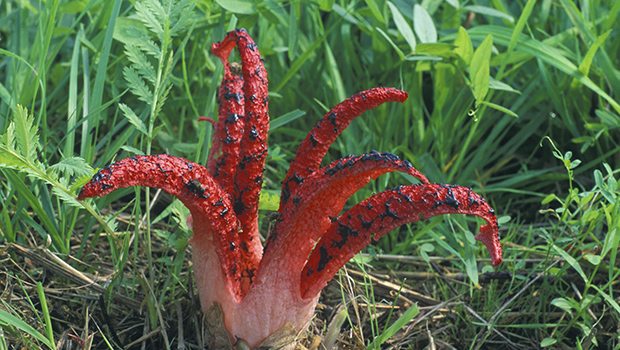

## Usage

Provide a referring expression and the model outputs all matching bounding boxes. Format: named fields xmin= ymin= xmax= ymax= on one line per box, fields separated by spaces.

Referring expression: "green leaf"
xmin=259 ymin=191 xmax=280 ymax=211
xmin=376 ymin=27 xmax=405 ymax=61
xmin=550 ymin=243 xmax=587 ymax=282
xmin=114 ymin=17 xmax=151 ymax=45
xmin=270 ymin=109 xmax=306 ymax=131
xmin=49 ymin=157 xmax=94 ymax=177
xmin=365 ymin=0 xmax=385 ymax=24
xmin=0 ymin=309 xmax=53 ymax=348
xmin=13 ymin=105 xmax=39 ymax=163
xmin=387 ymin=1 xmax=416 ymax=52
xmin=541 ymin=338 xmax=557 ymax=347
xmin=52 ymin=187 xmax=82 ymax=208
xmin=571 ymin=30 xmax=611 ymax=88
xmin=463 ymin=5 xmax=514 ymax=23
xmin=541 ymin=193 xmax=557 ymax=205
xmin=119 ymin=103 xmax=149 ymax=136
xmin=488 ymin=77 xmax=520 ymax=94
xmin=317 ymin=0 xmax=335 ymax=11
xmin=135 ymin=0 xmax=164 ymax=38
xmin=472 ymin=59 xmax=490 ymax=102
xmin=215 ymin=0 xmax=257 ymax=14
xmin=415 ymin=43 xmax=453 ymax=56
xmin=465 ymin=26 xmax=620 ymax=114
xmin=453 ymin=26 xmax=473 ymax=66
xmin=366 ymin=303 xmax=419 ymax=350
xmin=479 ymin=100 xmax=518 ymax=117
xmin=551 ymin=297 xmax=574 ymax=316
xmin=469 ymin=34 xmax=492 ymax=102
xmin=591 ymin=286 xmax=620 ymax=315
xmin=123 ymin=67 xmax=154 ymax=105
xmin=125 ymin=44 xmax=157 ymax=84
xmin=413 ymin=4 xmax=436 ymax=43
xmin=445 ymin=0 xmax=459 ymax=9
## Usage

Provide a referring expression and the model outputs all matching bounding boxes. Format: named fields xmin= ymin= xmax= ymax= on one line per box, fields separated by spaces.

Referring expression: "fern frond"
xmin=52 ymin=187 xmax=83 ymax=208
xmin=50 ymin=157 xmax=94 ymax=178
xmin=119 ymin=103 xmax=150 ymax=136
xmin=136 ymin=39 xmax=161 ymax=59
xmin=123 ymin=66 xmax=154 ymax=105
xmin=145 ymin=0 xmax=167 ymax=24
xmin=135 ymin=1 xmax=164 ymax=40
xmin=13 ymin=105 xmax=39 ymax=163
xmin=169 ymin=0 xmax=195 ymax=38
xmin=125 ymin=44 xmax=157 ymax=84
xmin=0 ymin=145 xmax=28 ymax=171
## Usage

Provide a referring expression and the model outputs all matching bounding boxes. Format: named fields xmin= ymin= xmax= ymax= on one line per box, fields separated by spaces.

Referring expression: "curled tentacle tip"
xmin=198 ymin=116 xmax=215 ymax=124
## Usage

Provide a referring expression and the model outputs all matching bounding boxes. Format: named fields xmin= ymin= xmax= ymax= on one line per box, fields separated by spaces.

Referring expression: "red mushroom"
xmin=78 ymin=28 xmax=502 ymax=348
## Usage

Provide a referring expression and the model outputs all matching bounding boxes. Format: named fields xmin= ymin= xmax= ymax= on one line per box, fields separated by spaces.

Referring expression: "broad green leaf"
xmin=551 ymin=297 xmax=574 ymax=316
xmin=387 ymin=1 xmax=416 ymax=52
xmin=469 ymin=34 xmax=492 ymax=102
xmin=454 ymin=26 xmax=473 ymax=66
xmin=489 ymin=77 xmax=520 ymax=94
xmin=413 ymin=4 xmax=436 ymax=43
xmin=463 ymin=5 xmax=514 ymax=23
xmin=119 ymin=103 xmax=149 ymax=136
xmin=472 ymin=59 xmax=489 ymax=102
xmin=113 ymin=17 xmax=151 ymax=46
xmin=415 ymin=43 xmax=453 ymax=56
xmin=541 ymin=338 xmax=557 ymax=347
xmin=318 ymin=0 xmax=335 ymax=11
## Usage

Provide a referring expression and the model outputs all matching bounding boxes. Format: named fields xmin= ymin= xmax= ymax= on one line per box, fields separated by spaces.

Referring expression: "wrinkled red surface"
xmin=78 ymin=28 xmax=503 ymax=349
xmin=77 ymin=155 xmax=247 ymax=300
xmin=280 ymin=88 xmax=408 ymax=206
xmin=300 ymin=183 xmax=501 ymax=298
xmin=261 ymin=151 xmax=430 ymax=278
xmin=209 ymin=29 xmax=269 ymax=293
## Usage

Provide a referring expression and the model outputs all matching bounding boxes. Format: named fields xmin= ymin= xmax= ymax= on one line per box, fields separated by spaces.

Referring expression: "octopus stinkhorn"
xmin=78 ymin=28 xmax=502 ymax=348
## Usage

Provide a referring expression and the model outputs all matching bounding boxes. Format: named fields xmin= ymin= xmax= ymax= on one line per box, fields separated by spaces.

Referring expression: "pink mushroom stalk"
xmin=78 ymin=29 xmax=502 ymax=348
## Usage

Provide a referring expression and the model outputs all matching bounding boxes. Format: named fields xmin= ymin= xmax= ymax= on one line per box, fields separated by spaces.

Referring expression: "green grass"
xmin=1 ymin=0 xmax=619 ymax=349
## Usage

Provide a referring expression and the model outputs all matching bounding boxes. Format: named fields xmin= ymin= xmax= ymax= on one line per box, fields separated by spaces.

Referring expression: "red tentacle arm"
xmin=280 ymin=88 xmax=409 ymax=206
xmin=211 ymin=29 xmax=268 ymax=266
xmin=300 ymin=183 xmax=502 ymax=299
xmin=210 ymin=29 xmax=269 ymax=282
xmin=258 ymin=151 xmax=429 ymax=291
xmin=205 ymin=73 xmax=245 ymax=192
xmin=76 ymin=154 xmax=250 ymax=303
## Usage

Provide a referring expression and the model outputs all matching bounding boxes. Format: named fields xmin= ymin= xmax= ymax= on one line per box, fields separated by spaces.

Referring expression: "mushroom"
xmin=78 ymin=28 xmax=502 ymax=348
